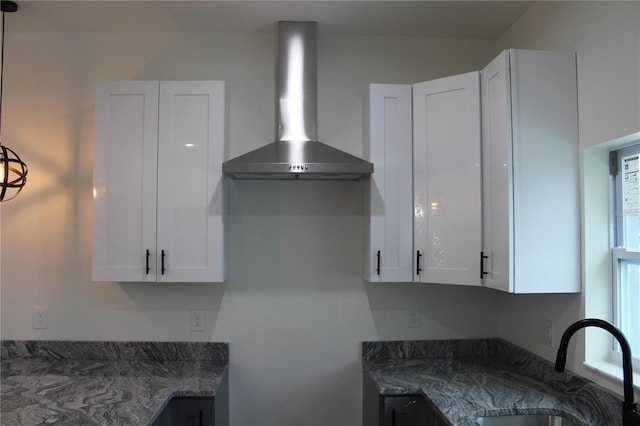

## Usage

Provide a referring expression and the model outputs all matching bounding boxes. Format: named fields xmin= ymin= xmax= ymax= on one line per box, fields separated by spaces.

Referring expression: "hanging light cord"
xmin=0 ymin=1 xmax=17 ymax=139
xmin=1 ymin=9 xmax=6 ymax=137
xmin=0 ymin=0 xmax=17 ymax=138
xmin=0 ymin=1 xmax=28 ymax=202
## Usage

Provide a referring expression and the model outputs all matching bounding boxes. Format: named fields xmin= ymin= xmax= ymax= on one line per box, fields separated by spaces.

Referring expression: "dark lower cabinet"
xmin=152 ymin=397 xmax=214 ymax=426
xmin=153 ymin=399 xmax=172 ymax=426
xmin=173 ymin=397 xmax=215 ymax=426
xmin=363 ymin=371 xmax=445 ymax=426
xmin=382 ymin=395 xmax=429 ymax=426
xmin=152 ymin=369 xmax=229 ymax=426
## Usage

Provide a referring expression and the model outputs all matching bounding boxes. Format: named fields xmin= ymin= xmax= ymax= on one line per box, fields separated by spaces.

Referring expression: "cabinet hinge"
xmin=610 ymin=151 xmax=619 ymax=176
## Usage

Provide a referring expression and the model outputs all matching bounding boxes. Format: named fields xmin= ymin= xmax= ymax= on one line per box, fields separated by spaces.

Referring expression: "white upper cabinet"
xmin=364 ymin=84 xmax=414 ymax=282
xmin=93 ymin=80 xmax=227 ymax=283
xmin=480 ymin=49 xmax=580 ymax=293
xmin=413 ymin=72 xmax=482 ymax=286
xmin=365 ymin=75 xmax=482 ymax=285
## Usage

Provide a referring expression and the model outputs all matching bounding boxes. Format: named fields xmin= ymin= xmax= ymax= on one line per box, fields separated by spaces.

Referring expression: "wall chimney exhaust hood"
xmin=222 ymin=21 xmax=373 ymax=180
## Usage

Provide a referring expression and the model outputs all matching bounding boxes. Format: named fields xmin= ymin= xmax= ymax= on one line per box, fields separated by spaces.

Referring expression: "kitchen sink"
xmin=476 ymin=414 xmax=577 ymax=426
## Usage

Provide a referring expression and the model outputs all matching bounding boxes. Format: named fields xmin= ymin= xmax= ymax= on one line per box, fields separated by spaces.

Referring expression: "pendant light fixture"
xmin=0 ymin=0 xmax=27 ymax=202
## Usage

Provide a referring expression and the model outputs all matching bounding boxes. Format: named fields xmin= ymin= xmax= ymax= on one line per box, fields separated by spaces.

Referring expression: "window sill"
xmin=583 ymin=360 xmax=640 ymax=392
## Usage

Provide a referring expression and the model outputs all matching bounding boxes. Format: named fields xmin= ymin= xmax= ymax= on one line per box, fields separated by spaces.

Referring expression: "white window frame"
xmin=610 ymin=248 xmax=640 ymax=366
xmin=609 ymin=143 xmax=640 ymax=371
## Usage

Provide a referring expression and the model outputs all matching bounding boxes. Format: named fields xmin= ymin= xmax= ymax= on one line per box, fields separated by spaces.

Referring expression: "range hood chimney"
xmin=222 ymin=21 xmax=373 ymax=180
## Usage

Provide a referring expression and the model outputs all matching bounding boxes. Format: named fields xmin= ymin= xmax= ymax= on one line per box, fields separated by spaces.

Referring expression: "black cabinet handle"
xmin=161 ymin=249 xmax=166 ymax=275
xmin=376 ymin=250 xmax=381 ymax=276
xmin=145 ymin=249 xmax=150 ymax=275
xmin=480 ymin=251 xmax=489 ymax=278
xmin=403 ymin=399 xmax=417 ymax=408
xmin=416 ymin=250 xmax=422 ymax=275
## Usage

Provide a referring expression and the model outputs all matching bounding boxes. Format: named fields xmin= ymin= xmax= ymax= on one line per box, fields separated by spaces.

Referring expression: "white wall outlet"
xmin=540 ymin=318 xmax=553 ymax=347
xmin=33 ymin=306 xmax=48 ymax=329
xmin=191 ymin=310 xmax=205 ymax=332
xmin=408 ymin=306 xmax=421 ymax=328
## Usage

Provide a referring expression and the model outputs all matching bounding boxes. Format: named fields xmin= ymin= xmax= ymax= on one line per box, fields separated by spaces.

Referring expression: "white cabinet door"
xmin=93 ymin=81 xmax=159 ymax=282
xmin=480 ymin=52 xmax=512 ymax=292
xmin=481 ymin=49 xmax=580 ymax=293
xmin=365 ymin=84 xmax=413 ymax=282
xmin=157 ymin=81 xmax=227 ymax=282
xmin=413 ymin=72 xmax=482 ymax=285
xmin=93 ymin=81 xmax=227 ymax=283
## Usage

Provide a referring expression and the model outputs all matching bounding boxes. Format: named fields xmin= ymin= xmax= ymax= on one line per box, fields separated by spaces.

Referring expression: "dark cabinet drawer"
xmin=172 ymin=397 xmax=215 ymax=426
xmin=152 ymin=397 xmax=215 ymax=426
xmin=382 ymin=395 xmax=430 ymax=426
xmin=363 ymin=371 xmax=440 ymax=426
xmin=151 ymin=366 xmax=229 ymax=426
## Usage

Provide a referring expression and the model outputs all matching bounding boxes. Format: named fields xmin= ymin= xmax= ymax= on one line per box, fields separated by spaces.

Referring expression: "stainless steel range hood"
xmin=222 ymin=21 xmax=373 ymax=180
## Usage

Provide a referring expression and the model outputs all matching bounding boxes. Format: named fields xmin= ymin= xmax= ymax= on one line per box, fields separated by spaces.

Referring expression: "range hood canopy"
xmin=222 ymin=21 xmax=373 ymax=180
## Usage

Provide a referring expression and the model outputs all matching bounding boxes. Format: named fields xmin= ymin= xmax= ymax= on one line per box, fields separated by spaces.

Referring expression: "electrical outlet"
xmin=33 ymin=306 xmax=48 ymax=329
xmin=408 ymin=306 xmax=421 ymax=328
xmin=540 ymin=318 xmax=553 ymax=347
xmin=191 ymin=310 xmax=205 ymax=332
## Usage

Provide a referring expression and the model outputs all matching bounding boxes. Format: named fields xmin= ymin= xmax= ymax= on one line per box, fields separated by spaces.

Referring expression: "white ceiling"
xmin=6 ymin=1 xmax=534 ymax=40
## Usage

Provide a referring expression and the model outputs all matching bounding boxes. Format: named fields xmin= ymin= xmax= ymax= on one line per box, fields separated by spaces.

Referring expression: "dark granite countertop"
xmin=363 ymin=339 xmax=623 ymax=426
xmin=0 ymin=340 xmax=229 ymax=425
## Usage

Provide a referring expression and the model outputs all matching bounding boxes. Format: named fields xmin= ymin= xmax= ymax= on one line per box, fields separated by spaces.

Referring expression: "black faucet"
xmin=555 ymin=318 xmax=640 ymax=426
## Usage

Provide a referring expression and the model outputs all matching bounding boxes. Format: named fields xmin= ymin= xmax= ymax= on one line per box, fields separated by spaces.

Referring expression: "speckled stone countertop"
xmin=363 ymin=339 xmax=623 ymax=426
xmin=1 ymin=340 xmax=229 ymax=425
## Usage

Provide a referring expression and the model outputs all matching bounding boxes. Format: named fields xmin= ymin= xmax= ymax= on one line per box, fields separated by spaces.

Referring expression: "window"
xmin=610 ymin=143 xmax=640 ymax=363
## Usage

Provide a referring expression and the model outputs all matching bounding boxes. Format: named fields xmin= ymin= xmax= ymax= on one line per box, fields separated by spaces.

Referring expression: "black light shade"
xmin=0 ymin=1 xmax=16 ymax=13
xmin=0 ymin=144 xmax=27 ymax=201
